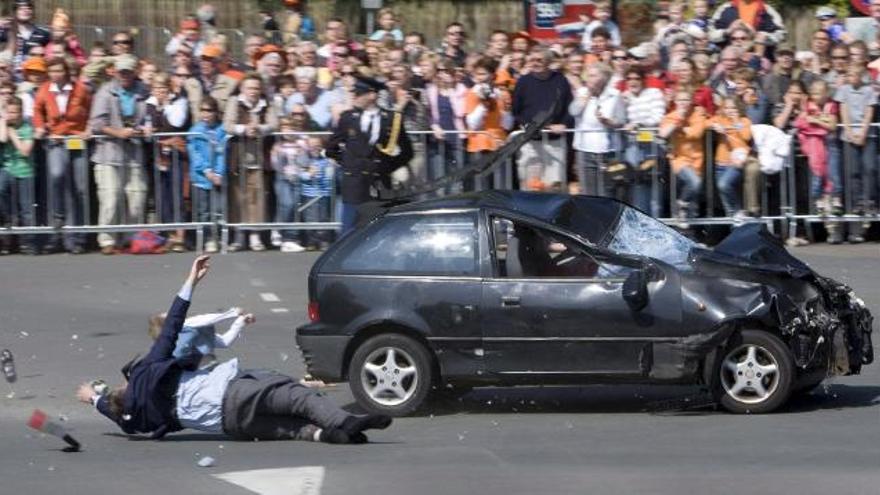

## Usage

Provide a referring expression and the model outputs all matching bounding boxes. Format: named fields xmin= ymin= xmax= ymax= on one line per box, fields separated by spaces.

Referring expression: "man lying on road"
xmin=77 ymin=255 xmax=391 ymax=444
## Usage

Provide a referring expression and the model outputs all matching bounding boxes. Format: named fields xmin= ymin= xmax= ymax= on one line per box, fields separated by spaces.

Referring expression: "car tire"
xmin=715 ymin=330 xmax=795 ymax=414
xmin=349 ymin=334 xmax=434 ymax=417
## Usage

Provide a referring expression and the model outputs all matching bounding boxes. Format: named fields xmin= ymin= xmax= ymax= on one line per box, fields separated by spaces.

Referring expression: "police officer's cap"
xmin=353 ymin=76 xmax=386 ymax=95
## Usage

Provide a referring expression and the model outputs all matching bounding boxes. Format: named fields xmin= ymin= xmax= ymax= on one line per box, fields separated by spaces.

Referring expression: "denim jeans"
xmin=576 ymin=151 xmax=617 ymax=197
xmin=844 ymin=137 xmax=878 ymax=210
xmin=715 ymin=165 xmax=743 ymax=216
xmin=193 ymin=187 xmax=220 ymax=241
xmin=274 ymin=177 xmax=301 ymax=242
xmin=826 ymin=134 xmax=843 ymax=196
xmin=340 ymin=202 xmax=359 ymax=235
xmin=45 ymin=144 xmax=88 ymax=250
xmin=676 ymin=167 xmax=703 ymax=217
xmin=301 ymin=196 xmax=332 ymax=248
xmin=157 ymin=162 xmax=186 ymax=224
xmin=428 ymin=138 xmax=462 ymax=195
xmin=624 ymin=142 xmax=660 ymax=216
xmin=0 ymin=170 xmax=36 ymax=248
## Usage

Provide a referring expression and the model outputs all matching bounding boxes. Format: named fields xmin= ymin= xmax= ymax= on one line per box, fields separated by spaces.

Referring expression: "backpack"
xmin=128 ymin=231 xmax=166 ymax=254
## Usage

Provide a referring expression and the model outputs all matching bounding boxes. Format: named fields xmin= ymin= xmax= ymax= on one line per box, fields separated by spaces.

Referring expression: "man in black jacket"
xmin=511 ymin=47 xmax=572 ymax=192
xmin=326 ymin=76 xmax=413 ymax=234
xmin=78 ymin=256 xmax=391 ymax=443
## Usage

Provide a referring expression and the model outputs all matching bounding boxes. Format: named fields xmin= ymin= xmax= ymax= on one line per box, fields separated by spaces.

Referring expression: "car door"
xmin=480 ymin=214 xmax=682 ymax=377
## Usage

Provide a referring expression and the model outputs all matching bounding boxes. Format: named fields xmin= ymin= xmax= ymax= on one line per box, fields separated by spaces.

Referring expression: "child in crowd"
xmin=271 ymin=116 xmax=308 ymax=253
xmin=795 ymin=79 xmax=839 ymax=213
xmin=816 ymin=6 xmax=850 ymax=44
xmin=659 ymin=91 xmax=708 ymax=224
xmin=0 ymin=98 xmax=37 ymax=255
xmin=687 ymin=0 xmax=712 ymax=33
xmin=148 ymin=307 xmax=255 ymax=368
xmin=709 ymin=96 xmax=752 ymax=220
xmin=834 ymin=66 xmax=877 ymax=243
xmin=274 ymin=75 xmax=297 ymax=117
xmin=581 ymin=1 xmax=621 ymax=52
xmin=369 ymin=7 xmax=404 ymax=43
xmin=187 ymin=96 xmax=227 ymax=254
xmin=299 ymin=135 xmax=335 ymax=250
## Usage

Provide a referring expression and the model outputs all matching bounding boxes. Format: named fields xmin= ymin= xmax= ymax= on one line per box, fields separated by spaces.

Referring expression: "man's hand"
xmin=547 ymin=123 xmax=566 ymax=135
xmin=189 ymin=255 xmax=211 ymax=285
xmin=243 ymin=313 xmax=256 ymax=325
xmin=34 ymin=127 xmax=46 ymax=140
xmin=76 ymin=383 xmax=95 ymax=404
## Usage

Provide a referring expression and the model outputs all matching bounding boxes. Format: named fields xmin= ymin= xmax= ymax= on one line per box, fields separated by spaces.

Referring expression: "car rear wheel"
xmin=716 ymin=330 xmax=794 ymax=414
xmin=349 ymin=334 xmax=434 ymax=416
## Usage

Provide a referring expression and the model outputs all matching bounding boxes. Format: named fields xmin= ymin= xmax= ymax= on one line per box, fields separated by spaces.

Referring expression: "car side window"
xmin=329 ymin=213 xmax=478 ymax=276
xmin=491 ymin=217 xmax=631 ymax=279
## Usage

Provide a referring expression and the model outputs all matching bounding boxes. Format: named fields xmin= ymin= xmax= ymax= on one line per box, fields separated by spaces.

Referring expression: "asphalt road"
xmin=1 ymin=245 xmax=878 ymax=495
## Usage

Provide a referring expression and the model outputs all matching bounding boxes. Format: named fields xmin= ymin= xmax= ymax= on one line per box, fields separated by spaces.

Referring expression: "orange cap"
xmin=201 ymin=43 xmax=225 ymax=59
xmin=22 ymin=57 xmax=47 ymax=73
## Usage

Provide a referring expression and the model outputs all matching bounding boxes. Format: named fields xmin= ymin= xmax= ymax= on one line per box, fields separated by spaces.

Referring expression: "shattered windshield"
xmin=605 ymin=207 xmax=695 ymax=266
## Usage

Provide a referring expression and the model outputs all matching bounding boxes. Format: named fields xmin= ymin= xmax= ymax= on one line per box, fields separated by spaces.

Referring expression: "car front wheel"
xmin=349 ymin=334 xmax=434 ymax=416
xmin=716 ymin=330 xmax=795 ymax=414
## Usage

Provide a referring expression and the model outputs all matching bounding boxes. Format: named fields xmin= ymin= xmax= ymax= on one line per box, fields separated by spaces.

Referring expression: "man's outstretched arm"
xmin=144 ymin=256 xmax=212 ymax=363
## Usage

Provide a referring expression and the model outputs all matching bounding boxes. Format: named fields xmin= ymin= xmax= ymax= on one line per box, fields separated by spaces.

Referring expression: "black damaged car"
xmin=296 ymin=192 xmax=874 ymax=416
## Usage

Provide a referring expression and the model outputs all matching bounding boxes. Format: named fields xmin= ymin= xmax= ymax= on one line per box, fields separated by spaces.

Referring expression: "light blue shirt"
xmin=286 ymin=90 xmax=336 ymax=129
xmin=175 ymin=357 xmax=239 ymax=432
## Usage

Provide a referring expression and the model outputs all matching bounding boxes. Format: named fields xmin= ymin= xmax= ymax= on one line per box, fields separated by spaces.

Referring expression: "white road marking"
xmin=213 ymin=466 xmax=324 ymax=495
xmin=271 ymin=308 xmax=290 ymax=313
xmin=250 ymin=278 xmax=266 ymax=287
xmin=260 ymin=292 xmax=281 ymax=303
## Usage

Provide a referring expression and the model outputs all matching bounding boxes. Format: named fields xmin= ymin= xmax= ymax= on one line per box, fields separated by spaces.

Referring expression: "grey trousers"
xmin=221 ymin=369 xmax=353 ymax=441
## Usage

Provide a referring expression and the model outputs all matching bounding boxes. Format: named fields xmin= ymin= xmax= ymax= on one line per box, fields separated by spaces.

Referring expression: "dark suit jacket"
xmin=326 ymin=108 xmax=413 ymax=204
xmin=97 ymin=296 xmax=198 ymax=438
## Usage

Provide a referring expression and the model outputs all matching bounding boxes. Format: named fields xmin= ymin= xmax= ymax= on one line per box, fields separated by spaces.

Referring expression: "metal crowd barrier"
xmin=2 ymin=125 xmax=878 ymax=254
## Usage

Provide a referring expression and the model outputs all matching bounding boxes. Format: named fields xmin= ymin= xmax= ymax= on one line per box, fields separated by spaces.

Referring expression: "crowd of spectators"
xmin=0 ymin=0 xmax=879 ymax=255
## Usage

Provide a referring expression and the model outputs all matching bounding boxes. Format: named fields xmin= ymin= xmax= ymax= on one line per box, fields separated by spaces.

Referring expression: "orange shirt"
xmin=737 ymin=1 xmax=761 ymax=29
xmin=464 ymin=88 xmax=511 ymax=152
xmin=709 ymin=115 xmax=752 ymax=167
xmin=661 ymin=108 xmax=708 ymax=174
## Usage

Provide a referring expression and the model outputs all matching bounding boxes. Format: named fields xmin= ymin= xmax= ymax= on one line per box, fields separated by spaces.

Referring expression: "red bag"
xmin=128 ymin=231 xmax=167 ymax=254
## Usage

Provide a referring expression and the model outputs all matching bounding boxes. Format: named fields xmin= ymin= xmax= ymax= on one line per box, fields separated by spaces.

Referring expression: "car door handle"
xmin=501 ymin=296 xmax=521 ymax=307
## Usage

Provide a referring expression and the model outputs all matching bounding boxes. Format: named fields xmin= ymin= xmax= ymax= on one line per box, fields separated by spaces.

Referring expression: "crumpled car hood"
xmin=685 ymin=224 xmax=874 ymax=376
xmin=690 ymin=223 xmax=813 ymax=279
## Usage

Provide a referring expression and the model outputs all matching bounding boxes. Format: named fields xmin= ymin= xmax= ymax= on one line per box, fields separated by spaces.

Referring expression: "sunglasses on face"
xmin=731 ymin=36 xmax=749 ymax=41
xmin=113 ymin=39 xmax=132 ymax=45
xmin=612 ymin=56 xmax=627 ymax=61
xmin=447 ymin=30 xmax=465 ymax=36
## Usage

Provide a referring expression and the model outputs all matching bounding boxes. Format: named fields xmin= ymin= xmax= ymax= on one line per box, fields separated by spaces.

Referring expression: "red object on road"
xmin=28 ymin=409 xmax=81 ymax=451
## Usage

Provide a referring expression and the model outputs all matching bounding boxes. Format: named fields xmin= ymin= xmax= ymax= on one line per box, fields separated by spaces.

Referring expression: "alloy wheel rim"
xmin=361 ymin=346 xmax=419 ymax=406
xmin=719 ymin=343 xmax=781 ymax=405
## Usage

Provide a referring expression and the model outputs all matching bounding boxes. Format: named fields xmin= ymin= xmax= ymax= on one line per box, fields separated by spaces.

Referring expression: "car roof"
xmin=388 ymin=191 xmax=626 ymax=245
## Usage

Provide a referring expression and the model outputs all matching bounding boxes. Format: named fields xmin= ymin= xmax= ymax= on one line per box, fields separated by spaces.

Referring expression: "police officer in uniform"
xmin=326 ymin=77 xmax=413 ymax=234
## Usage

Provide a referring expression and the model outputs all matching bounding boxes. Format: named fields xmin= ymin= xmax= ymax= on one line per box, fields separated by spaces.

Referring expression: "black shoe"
xmin=340 ymin=414 xmax=392 ymax=435
xmin=349 ymin=432 xmax=368 ymax=444
xmin=318 ymin=428 xmax=352 ymax=444
xmin=1 ymin=349 xmax=16 ymax=383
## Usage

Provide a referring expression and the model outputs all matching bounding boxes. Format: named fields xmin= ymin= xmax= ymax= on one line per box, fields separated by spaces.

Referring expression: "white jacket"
xmin=751 ymin=124 xmax=792 ymax=175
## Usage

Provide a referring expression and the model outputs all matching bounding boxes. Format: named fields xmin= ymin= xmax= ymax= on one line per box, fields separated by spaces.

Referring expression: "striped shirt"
xmin=623 ymin=88 xmax=666 ymax=128
xmin=300 ymin=157 xmax=334 ymax=198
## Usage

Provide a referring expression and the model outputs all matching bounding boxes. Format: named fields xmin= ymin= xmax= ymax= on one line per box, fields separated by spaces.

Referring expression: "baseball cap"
xmin=114 ymin=54 xmax=138 ymax=72
xmin=815 ymin=6 xmax=836 ymax=20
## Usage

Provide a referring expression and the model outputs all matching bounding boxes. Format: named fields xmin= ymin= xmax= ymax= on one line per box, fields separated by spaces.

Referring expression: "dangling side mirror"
xmin=622 ymin=268 xmax=649 ymax=312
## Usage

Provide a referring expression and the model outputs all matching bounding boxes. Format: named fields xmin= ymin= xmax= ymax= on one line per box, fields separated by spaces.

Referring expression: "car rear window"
xmin=324 ymin=213 xmax=479 ymax=276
